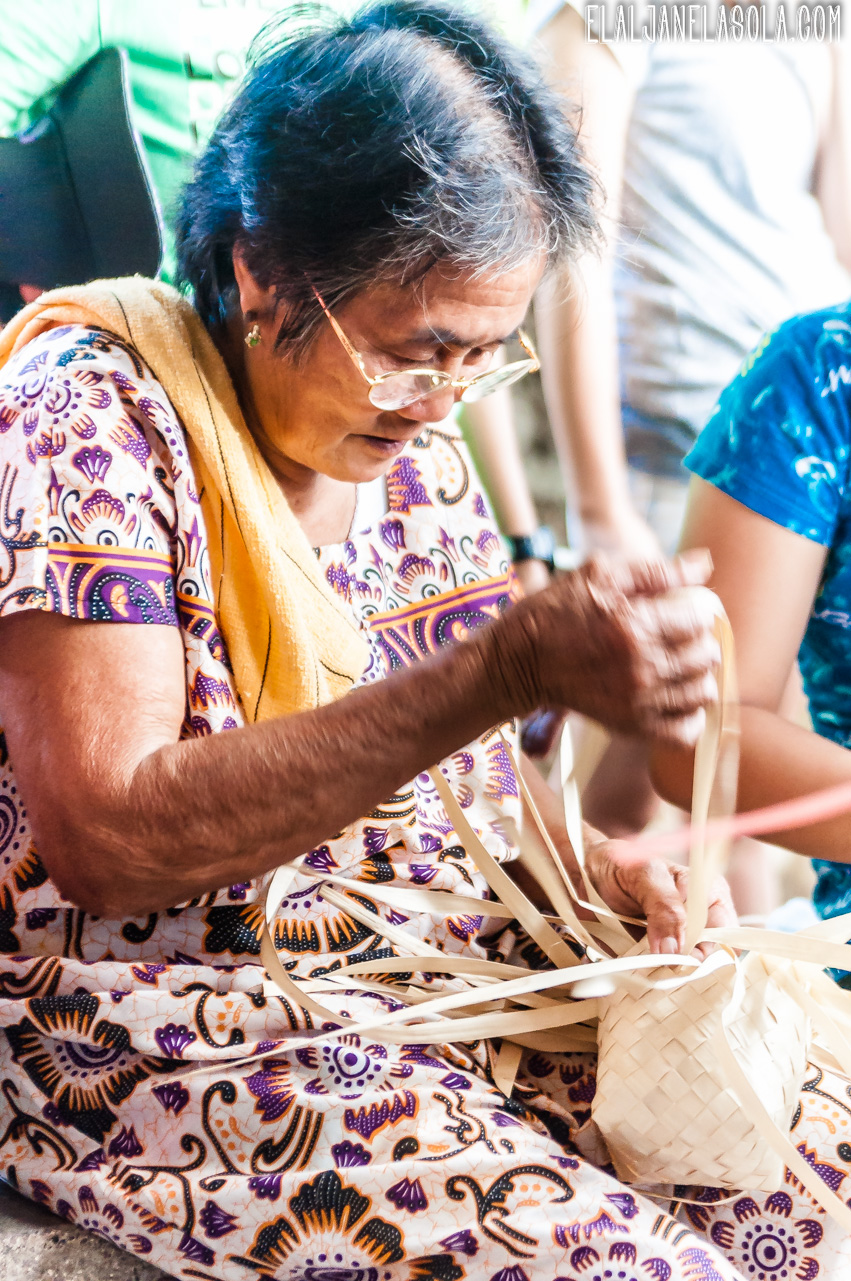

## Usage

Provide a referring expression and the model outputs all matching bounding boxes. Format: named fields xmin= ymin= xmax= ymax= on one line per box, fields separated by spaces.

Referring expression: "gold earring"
xmin=245 ymin=323 xmax=261 ymax=349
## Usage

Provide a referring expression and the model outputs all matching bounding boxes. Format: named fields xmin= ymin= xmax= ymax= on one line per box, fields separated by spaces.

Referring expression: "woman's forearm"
xmin=535 ymin=6 xmax=641 ymax=551
xmin=460 ymin=378 xmax=540 ymax=540
xmin=817 ymin=44 xmax=851 ymax=273
xmin=131 ymin=614 xmax=620 ymax=918
xmin=507 ymin=755 xmax=607 ymax=912
xmin=652 ymin=705 xmax=851 ymax=862
xmin=2 ymin=557 xmax=718 ymax=918
xmin=536 ymin=257 xmax=631 ymax=534
xmin=460 ymin=392 xmax=553 ymax=596
xmin=58 ymin=633 xmax=514 ymax=917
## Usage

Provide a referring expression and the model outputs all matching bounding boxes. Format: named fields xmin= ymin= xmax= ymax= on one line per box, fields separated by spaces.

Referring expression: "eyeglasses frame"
xmin=310 ymin=285 xmax=540 ymax=409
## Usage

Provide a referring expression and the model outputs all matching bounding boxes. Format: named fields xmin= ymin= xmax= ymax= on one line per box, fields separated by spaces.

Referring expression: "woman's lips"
xmin=360 ymin=433 xmax=407 ymax=456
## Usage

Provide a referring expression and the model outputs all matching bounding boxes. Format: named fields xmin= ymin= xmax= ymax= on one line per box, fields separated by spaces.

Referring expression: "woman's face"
xmin=232 ymin=254 xmax=544 ymax=486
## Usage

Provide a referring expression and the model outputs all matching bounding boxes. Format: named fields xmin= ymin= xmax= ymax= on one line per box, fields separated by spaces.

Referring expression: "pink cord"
xmin=621 ymin=779 xmax=851 ymax=863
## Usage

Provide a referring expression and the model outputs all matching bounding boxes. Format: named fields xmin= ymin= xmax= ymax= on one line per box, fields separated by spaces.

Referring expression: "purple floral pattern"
xmin=385 ymin=1175 xmax=428 ymax=1213
xmin=153 ymin=1023 xmax=197 ymax=1059
xmin=151 ymin=1081 xmax=189 ymax=1115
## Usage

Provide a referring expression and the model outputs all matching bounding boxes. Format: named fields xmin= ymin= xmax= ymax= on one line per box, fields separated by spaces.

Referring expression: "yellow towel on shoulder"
xmin=0 ymin=277 xmax=369 ymax=720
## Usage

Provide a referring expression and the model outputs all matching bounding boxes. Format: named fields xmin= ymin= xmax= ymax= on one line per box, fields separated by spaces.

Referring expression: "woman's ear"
xmin=232 ymin=248 xmax=278 ymax=320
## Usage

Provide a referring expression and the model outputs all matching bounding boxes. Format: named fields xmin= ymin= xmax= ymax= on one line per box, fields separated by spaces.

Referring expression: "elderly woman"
xmin=0 ymin=5 xmax=842 ymax=1279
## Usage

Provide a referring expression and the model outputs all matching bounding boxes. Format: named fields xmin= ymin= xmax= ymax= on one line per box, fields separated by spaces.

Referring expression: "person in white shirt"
xmin=515 ymin=10 xmax=851 ymax=885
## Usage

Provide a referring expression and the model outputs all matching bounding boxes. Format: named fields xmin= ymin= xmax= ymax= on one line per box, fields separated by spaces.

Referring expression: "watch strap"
xmin=505 ymin=526 xmax=556 ymax=571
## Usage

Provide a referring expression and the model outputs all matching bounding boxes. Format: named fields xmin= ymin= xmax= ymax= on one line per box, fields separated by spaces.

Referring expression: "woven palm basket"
xmin=593 ymin=949 xmax=807 ymax=1188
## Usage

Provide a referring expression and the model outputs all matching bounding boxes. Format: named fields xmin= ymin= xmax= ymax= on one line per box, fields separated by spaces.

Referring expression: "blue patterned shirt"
xmin=686 ymin=301 xmax=851 ymax=925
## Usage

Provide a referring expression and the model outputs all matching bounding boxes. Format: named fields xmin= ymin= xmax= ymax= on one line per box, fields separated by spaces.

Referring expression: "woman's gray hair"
xmin=177 ymin=0 xmax=598 ymax=354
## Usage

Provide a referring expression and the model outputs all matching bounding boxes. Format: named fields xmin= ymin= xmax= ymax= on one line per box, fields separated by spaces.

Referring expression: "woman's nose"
xmin=396 ymin=385 xmax=460 ymax=424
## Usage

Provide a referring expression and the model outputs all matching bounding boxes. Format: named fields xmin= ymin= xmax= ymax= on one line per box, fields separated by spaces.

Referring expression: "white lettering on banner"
xmin=583 ymin=0 xmax=843 ymax=41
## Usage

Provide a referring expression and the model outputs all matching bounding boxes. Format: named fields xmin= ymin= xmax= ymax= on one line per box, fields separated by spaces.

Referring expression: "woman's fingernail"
xmin=659 ymin=937 xmax=680 ymax=954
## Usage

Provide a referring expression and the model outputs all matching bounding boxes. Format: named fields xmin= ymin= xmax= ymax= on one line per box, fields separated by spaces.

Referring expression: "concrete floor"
xmin=0 ymin=1182 xmax=169 ymax=1281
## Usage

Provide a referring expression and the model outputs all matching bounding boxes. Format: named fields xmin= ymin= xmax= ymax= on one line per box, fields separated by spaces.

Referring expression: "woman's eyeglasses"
xmin=312 ymin=286 xmax=540 ymax=413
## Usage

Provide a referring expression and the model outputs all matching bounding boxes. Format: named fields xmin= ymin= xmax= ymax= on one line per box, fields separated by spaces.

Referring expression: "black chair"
xmin=0 ymin=46 xmax=163 ymax=321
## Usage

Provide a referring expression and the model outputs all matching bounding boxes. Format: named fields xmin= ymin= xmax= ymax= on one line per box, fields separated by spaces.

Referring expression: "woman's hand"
xmin=584 ymin=834 xmax=737 ymax=955
xmin=484 ymin=551 xmax=720 ymax=746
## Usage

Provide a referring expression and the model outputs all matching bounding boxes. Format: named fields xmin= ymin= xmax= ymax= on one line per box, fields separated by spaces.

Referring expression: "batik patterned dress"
xmin=0 ymin=324 xmax=849 ymax=1281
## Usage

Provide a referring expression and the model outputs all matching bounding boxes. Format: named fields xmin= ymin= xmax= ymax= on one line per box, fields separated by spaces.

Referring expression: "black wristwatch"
xmin=505 ymin=526 xmax=556 ymax=572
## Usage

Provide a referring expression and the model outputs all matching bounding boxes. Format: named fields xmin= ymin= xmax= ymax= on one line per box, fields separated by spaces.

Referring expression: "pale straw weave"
xmin=593 ymin=949 xmax=807 ymax=1189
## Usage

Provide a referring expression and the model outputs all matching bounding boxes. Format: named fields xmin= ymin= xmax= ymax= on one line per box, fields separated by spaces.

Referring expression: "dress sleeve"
xmin=0 ymin=324 xmax=181 ymax=625
xmin=685 ymin=309 xmax=851 ymax=548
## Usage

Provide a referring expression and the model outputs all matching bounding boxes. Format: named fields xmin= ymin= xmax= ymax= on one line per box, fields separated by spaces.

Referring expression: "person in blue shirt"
xmin=651 ymin=300 xmax=851 ymax=958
